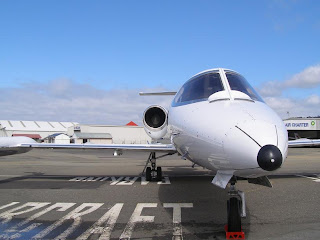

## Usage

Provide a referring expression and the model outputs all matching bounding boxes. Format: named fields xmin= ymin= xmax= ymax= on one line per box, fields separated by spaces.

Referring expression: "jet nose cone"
xmin=257 ymin=145 xmax=283 ymax=171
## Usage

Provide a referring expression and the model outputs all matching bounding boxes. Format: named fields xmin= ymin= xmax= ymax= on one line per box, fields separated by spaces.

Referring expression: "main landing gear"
xmin=142 ymin=152 xmax=174 ymax=181
xmin=226 ymin=177 xmax=246 ymax=239
xmin=143 ymin=152 xmax=162 ymax=181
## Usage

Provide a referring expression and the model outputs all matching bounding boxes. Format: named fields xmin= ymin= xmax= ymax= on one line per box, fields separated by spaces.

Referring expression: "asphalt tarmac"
xmin=0 ymin=148 xmax=319 ymax=239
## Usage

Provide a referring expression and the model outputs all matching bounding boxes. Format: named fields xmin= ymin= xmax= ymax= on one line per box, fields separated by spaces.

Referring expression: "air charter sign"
xmin=284 ymin=120 xmax=317 ymax=130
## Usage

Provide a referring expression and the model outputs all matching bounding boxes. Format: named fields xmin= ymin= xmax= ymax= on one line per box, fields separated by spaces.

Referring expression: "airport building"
xmin=71 ymin=132 xmax=113 ymax=144
xmin=67 ymin=123 xmax=151 ymax=144
xmin=43 ymin=133 xmax=71 ymax=144
xmin=0 ymin=120 xmax=78 ymax=141
xmin=283 ymin=117 xmax=320 ymax=140
xmin=0 ymin=120 xmax=151 ymax=144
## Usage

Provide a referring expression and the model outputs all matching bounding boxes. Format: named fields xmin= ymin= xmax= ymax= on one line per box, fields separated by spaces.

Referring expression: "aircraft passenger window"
xmin=173 ymin=73 xmax=224 ymax=105
xmin=226 ymin=72 xmax=264 ymax=102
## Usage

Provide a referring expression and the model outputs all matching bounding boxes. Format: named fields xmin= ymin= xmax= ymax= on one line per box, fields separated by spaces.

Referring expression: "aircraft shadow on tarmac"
xmin=157 ymin=176 xmax=252 ymax=239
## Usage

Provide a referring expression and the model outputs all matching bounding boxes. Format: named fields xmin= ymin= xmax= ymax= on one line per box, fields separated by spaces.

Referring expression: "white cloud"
xmin=2 ymin=64 xmax=320 ymax=124
xmin=0 ymin=79 xmax=173 ymax=125
xmin=284 ymin=65 xmax=320 ymax=88
xmin=257 ymin=64 xmax=320 ymax=118
xmin=258 ymin=64 xmax=320 ymax=98
xmin=265 ymin=95 xmax=320 ymax=119
xmin=306 ymin=95 xmax=320 ymax=105
xmin=258 ymin=81 xmax=283 ymax=97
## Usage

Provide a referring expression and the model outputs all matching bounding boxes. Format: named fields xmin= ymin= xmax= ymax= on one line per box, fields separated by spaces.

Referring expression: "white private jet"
xmin=0 ymin=68 xmax=304 ymax=233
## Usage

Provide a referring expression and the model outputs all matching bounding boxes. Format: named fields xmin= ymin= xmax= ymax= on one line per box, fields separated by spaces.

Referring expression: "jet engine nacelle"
xmin=143 ymin=105 xmax=168 ymax=140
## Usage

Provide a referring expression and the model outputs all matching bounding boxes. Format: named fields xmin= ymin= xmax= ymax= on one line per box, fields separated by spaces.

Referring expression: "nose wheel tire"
xmin=146 ymin=167 xmax=152 ymax=181
xmin=146 ymin=166 xmax=162 ymax=181
xmin=227 ymin=197 xmax=242 ymax=232
xmin=157 ymin=167 xmax=162 ymax=181
xmin=143 ymin=152 xmax=164 ymax=181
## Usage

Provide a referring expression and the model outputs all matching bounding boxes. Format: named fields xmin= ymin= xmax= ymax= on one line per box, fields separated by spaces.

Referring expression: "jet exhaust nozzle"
xmin=257 ymin=145 xmax=282 ymax=171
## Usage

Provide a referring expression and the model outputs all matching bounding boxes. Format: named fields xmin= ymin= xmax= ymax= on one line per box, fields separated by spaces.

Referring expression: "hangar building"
xmin=43 ymin=133 xmax=71 ymax=144
xmin=0 ymin=120 xmax=151 ymax=144
xmin=284 ymin=117 xmax=320 ymax=140
xmin=67 ymin=123 xmax=151 ymax=144
xmin=0 ymin=120 xmax=78 ymax=140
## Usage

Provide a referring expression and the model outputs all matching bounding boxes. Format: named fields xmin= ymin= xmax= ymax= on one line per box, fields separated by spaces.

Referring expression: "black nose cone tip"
xmin=257 ymin=145 xmax=283 ymax=171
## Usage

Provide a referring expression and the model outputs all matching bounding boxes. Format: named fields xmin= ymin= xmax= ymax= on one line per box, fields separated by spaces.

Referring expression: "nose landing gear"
xmin=226 ymin=177 xmax=245 ymax=239
xmin=145 ymin=152 xmax=162 ymax=181
xmin=143 ymin=152 xmax=173 ymax=181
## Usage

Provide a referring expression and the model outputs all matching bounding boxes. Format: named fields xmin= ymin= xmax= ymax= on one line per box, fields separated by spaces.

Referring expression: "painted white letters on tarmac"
xmin=120 ymin=203 xmax=157 ymax=239
xmin=0 ymin=202 xmax=192 ymax=239
xmin=164 ymin=203 xmax=194 ymax=240
xmin=69 ymin=176 xmax=171 ymax=185
xmin=33 ymin=203 xmax=104 ymax=240
xmin=76 ymin=203 xmax=124 ymax=240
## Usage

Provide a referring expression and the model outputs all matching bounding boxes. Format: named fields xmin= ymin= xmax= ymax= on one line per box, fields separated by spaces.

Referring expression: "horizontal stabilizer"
xmin=139 ymin=92 xmax=177 ymax=96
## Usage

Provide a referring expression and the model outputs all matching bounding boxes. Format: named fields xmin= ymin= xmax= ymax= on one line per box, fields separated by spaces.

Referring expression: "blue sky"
xmin=1 ymin=0 xmax=320 ymax=124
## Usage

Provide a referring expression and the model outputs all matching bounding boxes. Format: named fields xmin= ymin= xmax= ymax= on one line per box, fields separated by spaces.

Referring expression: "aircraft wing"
xmin=288 ymin=138 xmax=320 ymax=147
xmin=0 ymin=136 xmax=176 ymax=157
xmin=18 ymin=142 xmax=176 ymax=152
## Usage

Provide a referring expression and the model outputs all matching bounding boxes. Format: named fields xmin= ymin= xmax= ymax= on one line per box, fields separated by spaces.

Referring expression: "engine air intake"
xmin=143 ymin=105 xmax=168 ymax=139
xmin=145 ymin=107 xmax=166 ymax=129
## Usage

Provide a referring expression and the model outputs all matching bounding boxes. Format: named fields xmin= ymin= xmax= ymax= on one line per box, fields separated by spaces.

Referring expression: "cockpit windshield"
xmin=173 ymin=72 xmax=224 ymax=106
xmin=226 ymin=72 xmax=264 ymax=102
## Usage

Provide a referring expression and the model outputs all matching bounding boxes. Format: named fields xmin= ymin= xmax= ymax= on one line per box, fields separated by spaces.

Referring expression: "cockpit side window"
xmin=226 ymin=72 xmax=264 ymax=102
xmin=173 ymin=72 xmax=224 ymax=106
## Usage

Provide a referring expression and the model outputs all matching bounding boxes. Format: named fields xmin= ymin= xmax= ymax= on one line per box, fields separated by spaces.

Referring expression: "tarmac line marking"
xmin=119 ymin=203 xmax=157 ymax=239
xmin=69 ymin=177 xmax=87 ymax=182
xmin=110 ymin=177 xmax=125 ymax=185
xmin=83 ymin=177 xmax=110 ymax=182
xmin=163 ymin=203 xmax=193 ymax=240
xmin=100 ymin=177 xmax=110 ymax=181
xmin=69 ymin=176 xmax=171 ymax=185
xmin=9 ymin=223 xmax=42 ymax=239
xmin=141 ymin=176 xmax=171 ymax=185
xmin=76 ymin=203 xmax=124 ymax=240
xmin=296 ymin=175 xmax=320 ymax=182
xmin=116 ymin=177 xmax=139 ymax=186
xmin=0 ymin=202 xmax=20 ymax=211
xmin=0 ymin=202 xmax=195 ymax=239
xmin=0 ymin=202 xmax=51 ymax=224
xmin=158 ymin=176 xmax=171 ymax=185
xmin=3 ymin=203 xmax=76 ymax=239
xmin=19 ymin=223 xmax=42 ymax=232
xmin=94 ymin=177 xmax=104 ymax=181
xmin=140 ymin=176 xmax=149 ymax=185
xmin=83 ymin=177 xmax=97 ymax=182
xmin=33 ymin=203 xmax=104 ymax=240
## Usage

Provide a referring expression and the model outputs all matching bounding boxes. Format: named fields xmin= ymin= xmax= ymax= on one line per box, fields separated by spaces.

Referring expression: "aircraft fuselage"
xmin=168 ymin=68 xmax=288 ymax=178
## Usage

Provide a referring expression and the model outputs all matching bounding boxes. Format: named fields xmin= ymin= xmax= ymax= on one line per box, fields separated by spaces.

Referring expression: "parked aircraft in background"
xmin=0 ymin=68 xmax=316 ymax=235
xmin=287 ymin=138 xmax=320 ymax=147
xmin=0 ymin=136 xmax=36 ymax=157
